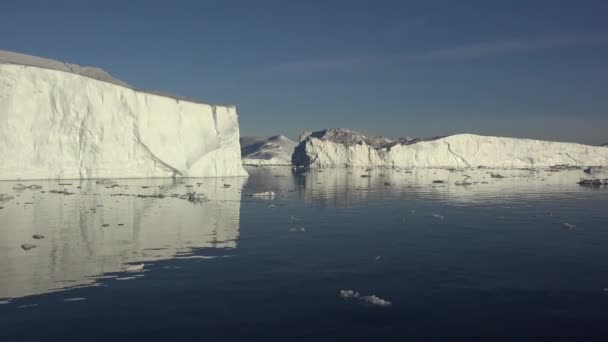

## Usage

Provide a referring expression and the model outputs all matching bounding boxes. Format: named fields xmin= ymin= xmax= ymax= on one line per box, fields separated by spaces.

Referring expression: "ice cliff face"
xmin=240 ymin=135 xmax=297 ymax=166
xmin=293 ymin=129 xmax=608 ymax=169
xmin=0 ymin=57 xmax=247 ymax=180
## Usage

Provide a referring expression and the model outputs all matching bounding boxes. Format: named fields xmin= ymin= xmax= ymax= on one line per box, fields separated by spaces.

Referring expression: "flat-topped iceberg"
xmin=241 ymin=135 xmax=297 ymax=166
xmin=0 ymin=51 xmax=247 ymax=180
xmin=292 ymin=129 xmax=608 ymax=169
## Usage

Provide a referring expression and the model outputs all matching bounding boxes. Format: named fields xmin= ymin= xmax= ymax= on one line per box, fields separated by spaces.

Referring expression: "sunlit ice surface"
xmin=1 ymin=167 xmax=608 ymax=341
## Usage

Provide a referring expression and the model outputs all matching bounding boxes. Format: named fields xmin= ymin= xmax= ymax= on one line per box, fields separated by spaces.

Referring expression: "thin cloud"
xmin=263 ymin=33 xmax=608 ymax=74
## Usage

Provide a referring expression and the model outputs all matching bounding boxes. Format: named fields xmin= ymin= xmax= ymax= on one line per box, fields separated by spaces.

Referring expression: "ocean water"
xmin=1 ymin=167 xmax=608 ymax=341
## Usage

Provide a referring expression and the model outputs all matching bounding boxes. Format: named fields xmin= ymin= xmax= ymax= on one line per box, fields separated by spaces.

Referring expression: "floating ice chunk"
xmin=0 ymin=300 xmax=10 ymax=305
xmin=562 ymin=223 xmax=577 ymax=229
xmin=0 ymin=194 xmax=14 ymax=202
xmin=21 ymin=243 xmax=37 ymax=251
xmin=432 ymin=213 xmax=444 ymax=220
xmin=32 ymin=234 xmax=45 ymax=239
xmin=375 ymin=256 xmax=381 ymax=261
xmin=339 ymin=290 xmax=360 ymax=299
xmin=360 ymin=295 xmax=392 ymax=307
xmin=251 ymin=191 xmax=276 ymax=199
xmin=12 ymin=184 xmax=27 ymax=190
xmin=115 ymin=276 xmax=136 ymax=281
xmin=124 ymin=264 xmax=145 ymax=272
xmin=18 ymin=304 xmax=38 ymax=309
xmin=290 ymin=227 xmax=306 ymax=233
xmin=64 ymin=297 xmax=86 ymax=302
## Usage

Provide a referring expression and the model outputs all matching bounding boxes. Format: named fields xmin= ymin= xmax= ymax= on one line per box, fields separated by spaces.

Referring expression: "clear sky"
xmin=1 ymin=0 xmax=607 ymax=144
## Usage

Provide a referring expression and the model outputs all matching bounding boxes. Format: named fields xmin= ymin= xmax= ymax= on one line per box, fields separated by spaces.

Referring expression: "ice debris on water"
xmin=32 ymin=234 xmax=45 ymax=239
xmin=63 ymin=297 xmax=86 ymax=302
xmin=21 ymin=243 xmax=37 ymax=251
xmin=339 ymin=290 xmax=360 ymax=299
xmin=0 ymin=300 xmax=11 ymax=305
xmin=360 ymin=295 xmax=392 ymax=307
xmin=124 ymin=263 xmax=145 ymax=272
xmin=432 ymin=213 xmax=444 ymax=220
xmin=251 ymin=191 xmax=276 ymax=199
xmin=340 ymin=290 xmax=392 ymax=307
xmin=0 ymin=194 xmax=14 ymax=202
xmin=562 ymin=223 xmax=577 ymax=229
xmin=12 ymin=183 xmax=27 ymax=190
xmin=375 ymin=256 xmax=381 ymax=261
xmin=290 ymin=227 xmax=306 ymax=233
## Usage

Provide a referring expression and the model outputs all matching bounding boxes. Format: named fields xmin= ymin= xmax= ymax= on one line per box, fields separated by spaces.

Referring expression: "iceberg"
xmin=292 ymin=129 xmax=608 ymax=169
xmin=240 ymin=135 xmax=297 ymax=166
xmin=0 ymin=50 xmax=247 ymax=180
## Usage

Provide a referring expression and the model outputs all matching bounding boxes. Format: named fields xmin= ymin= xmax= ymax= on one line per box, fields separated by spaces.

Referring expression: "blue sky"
xmin=1 ymin=0 xmax=607 ymax=143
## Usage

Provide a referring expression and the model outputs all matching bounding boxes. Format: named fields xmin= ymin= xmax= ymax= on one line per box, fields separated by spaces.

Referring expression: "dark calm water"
xmin=1 ymin=167 xmax=608 ymax=341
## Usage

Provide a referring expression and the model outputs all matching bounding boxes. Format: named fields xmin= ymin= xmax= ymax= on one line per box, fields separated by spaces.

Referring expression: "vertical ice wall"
xmin=0 ymin=63 xmax=247 ymax=180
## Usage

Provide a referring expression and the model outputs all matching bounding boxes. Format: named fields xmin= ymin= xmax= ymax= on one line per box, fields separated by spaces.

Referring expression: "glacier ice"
xmin=240 ymin=135 xmax=297 ymax=166
xmin=0 ymin=53 xmax=247 ymax=180
xmin=293 ymin=129 xmax=608 ymax=169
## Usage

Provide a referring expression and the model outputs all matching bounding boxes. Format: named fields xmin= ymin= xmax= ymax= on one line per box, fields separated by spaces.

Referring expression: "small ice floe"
xmin=267 ymin=204 xmax=277 ymax=208
xmin=21 ymin=243 xmax=37 ymax=251
xmin=124 ymin=264 xmax=145 ymax=272
xmin=562 ymin=223 xmax=577 ymax=229
xmin=251 ymin=191 xmax=276 ymax=199
xmin=339 ymin=290 xmax=392 ymax=307
xmin=490 ymin=173 xmax=506 ymax=179
xmin=339 ymin=290 xmax=360 ymax=299
xmin=28 ymin=184 xmax=43 ymax=190
xmin=289 ymin=216 xmax=299 ymax=221
xmin=63 ymin=297 xmax=86 ymax=302
xmin=0 ymin=194 xmax=15 ymax=202
xmin=431 ymin=213 xmax=444 ymax=220
xmin=0 ymin=300 xmax=10 ymax=305
xmin=180 ymin=192 xmax=206 ymax=204
xmin=115 ymin=277 xmax=136 ymax=281
xmin=360 ymin=295 xmax=392 ymax=307
xmin=12 ymin=183 xmax=27 ymax=191
xmin=32 ymin=234 xmax=45 ymax=240
xmin=18 ymin=304 xmax=38 ymax=309
xmin=290 ymin=227 xmax=306 ymax=233
xmin=375 ymin=256 xmax=381 ymax=261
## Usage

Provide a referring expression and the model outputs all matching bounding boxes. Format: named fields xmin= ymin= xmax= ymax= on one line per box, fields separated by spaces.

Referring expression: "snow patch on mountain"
xmin=292 ymin=129 xmax=608 ymax=169
xmin=241 ymin=135 xmax=297 ymax=166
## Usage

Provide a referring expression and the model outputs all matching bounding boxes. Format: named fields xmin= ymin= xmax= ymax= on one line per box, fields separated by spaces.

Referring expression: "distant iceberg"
xmin=241 ymin=135 xmax=297 ymax=166
xmin=292 ymin=129 xmax=608 ymax=169
xmin=0 ymin=50 xmax=247 ymax=180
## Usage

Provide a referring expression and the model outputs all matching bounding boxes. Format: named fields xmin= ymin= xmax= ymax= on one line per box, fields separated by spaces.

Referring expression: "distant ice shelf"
xmin=240 ymin=135 xmax=297 ymax=166
xmin=292 ymin=129 xmax=608 ymax=169
xmin=0 ymin=51 xmax=247 ymax=180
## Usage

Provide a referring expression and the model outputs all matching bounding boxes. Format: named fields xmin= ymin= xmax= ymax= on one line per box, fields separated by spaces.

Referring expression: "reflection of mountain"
xmin=0 ymin=177 xmax=245 ymax=299
xmin=243 ymin=166 xmax=299 ymax=195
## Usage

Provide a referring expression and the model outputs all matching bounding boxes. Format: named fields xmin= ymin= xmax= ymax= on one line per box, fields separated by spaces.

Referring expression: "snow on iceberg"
xmin=240 ymin=135 xmax=297 ymax=166
xmin=0 ymin=51 xmax=247 ymax=180
xmin=293 ymin=129 xmax=608 ymax=169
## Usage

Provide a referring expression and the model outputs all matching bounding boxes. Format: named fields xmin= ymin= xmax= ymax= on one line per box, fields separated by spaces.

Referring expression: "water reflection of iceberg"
xmin=246 ymin=167 xmax=593 ymax=208
xmin=0 ymin=177 xmax=245 ymax=299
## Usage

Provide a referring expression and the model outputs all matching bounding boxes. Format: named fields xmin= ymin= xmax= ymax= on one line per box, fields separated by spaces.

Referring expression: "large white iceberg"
xmin=0 ymin=50 xmax=247 ymax=180
xmin=293 ymin=129 xmax=608 ymax=169
xmin=240 ymin=135 xmax=297 ymax=166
